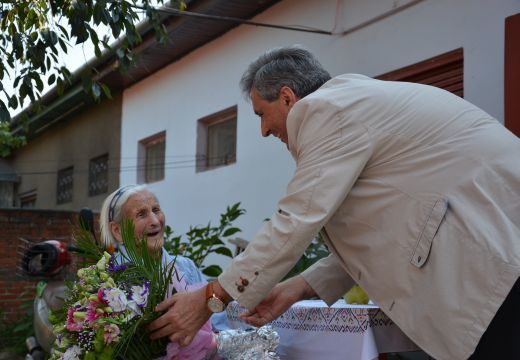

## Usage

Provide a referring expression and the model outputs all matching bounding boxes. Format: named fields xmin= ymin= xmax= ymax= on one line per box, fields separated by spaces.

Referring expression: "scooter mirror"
xmin=21 ymin=240 xmax=72 ymax=277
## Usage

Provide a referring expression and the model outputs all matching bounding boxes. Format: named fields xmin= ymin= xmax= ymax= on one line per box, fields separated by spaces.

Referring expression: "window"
xmin=19 ymin=189 xmax=37 ymax=208
xmin=196 ymin=106 xmax=237 ymax=172
xmin=377 ymin=48 xmax=464 ymax=97
xmin=138 ymin=131 xmax=166 ymax=183
xmin=57 ymin=166 xmax=73 ymax=204
xmin=88 ymin=154 xmax=109 ymax=196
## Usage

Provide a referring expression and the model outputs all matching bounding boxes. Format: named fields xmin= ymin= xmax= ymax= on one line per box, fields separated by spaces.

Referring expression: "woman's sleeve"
xmin=175 ymin=256 xmax=207 ymax=285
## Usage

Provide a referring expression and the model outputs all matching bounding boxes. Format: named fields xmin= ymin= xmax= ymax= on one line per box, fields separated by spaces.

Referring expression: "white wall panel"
xmin=121 ymin=0 xmax=520 ymax=267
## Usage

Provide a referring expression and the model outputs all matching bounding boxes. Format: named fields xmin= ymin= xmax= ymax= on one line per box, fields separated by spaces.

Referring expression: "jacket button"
xmin=237 ymin=285 xmax=245 ymax=292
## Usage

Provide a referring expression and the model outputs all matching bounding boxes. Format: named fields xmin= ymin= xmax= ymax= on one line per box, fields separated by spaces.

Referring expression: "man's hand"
xmin=239 ymin=275 xmax=316 ymax=327
xmin=148 ymin=286 xmax=211 ymax=346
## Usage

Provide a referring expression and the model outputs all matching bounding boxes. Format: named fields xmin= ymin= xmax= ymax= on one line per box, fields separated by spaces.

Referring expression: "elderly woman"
xmin=99 ymin=184 xmax=217 ymax=360
xmin=99 ymin=184 xmax=204 ymax=284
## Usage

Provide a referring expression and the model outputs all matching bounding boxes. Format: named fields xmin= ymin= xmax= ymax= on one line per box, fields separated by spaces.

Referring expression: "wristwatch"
xmin=206 ymin=281 xmax=226 ymax=313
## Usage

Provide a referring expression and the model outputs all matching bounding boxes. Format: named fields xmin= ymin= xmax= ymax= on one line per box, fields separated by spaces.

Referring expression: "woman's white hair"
xmin=99 ymin=184 xmax=149 ymax=248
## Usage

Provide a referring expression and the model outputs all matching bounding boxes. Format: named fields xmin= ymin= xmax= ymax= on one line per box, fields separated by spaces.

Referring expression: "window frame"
xmin=137 ymin=131 xmax=166 ymax=184
xmin=377 ymin=48 xmax=464 ymax=97
xmin=196 ymin=106 xmax=237 ymax=172
xmin=18 ymin=189 xmax=37 ymax=208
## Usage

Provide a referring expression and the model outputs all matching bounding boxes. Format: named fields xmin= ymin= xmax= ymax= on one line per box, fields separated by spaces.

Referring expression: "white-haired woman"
xmin=100 ymin=184 xmax=218 ymax=359
xmin=100 ymin=184 xmax=204 ymax=284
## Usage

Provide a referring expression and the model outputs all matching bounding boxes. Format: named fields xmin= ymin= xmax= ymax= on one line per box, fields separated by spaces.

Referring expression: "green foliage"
xmin=0 ymin=295 xmax=34 ymax=355
xmin=163 ymin=203 xmax=246 ymax=278
xmin=73 ymin=220 xmax=107 ymax=267
xmin=0 ymin=0 xmax=186 ymax=156
xmin=0 ymin=121 xmax=25 ymax=157
xmin=282 ymin=232 xmax=329 ymax=280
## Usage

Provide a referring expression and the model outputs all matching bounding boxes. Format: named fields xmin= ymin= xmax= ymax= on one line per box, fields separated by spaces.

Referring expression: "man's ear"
xmin=279 ymin=86 xmax=298 ymax=107
xmin=110 ymin=222 xmax=124 ymax=244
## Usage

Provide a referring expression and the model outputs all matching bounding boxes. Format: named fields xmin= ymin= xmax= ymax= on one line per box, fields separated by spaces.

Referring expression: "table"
xmin=225 ymin=299 xmax=419 ymax=360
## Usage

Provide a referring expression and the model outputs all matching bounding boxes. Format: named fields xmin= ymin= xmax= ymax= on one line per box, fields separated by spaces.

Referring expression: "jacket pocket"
xmin=410 ymin=196 xmax=448 ymax=268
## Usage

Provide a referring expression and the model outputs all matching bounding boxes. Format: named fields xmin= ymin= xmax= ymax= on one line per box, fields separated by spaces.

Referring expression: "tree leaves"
xmin=0 ymin=120 xmax=25 ymax=157
xmin=202 ymin=265 xmax=223 ymax=278
xmin=0 ymin=0 xmax=185 ymax=156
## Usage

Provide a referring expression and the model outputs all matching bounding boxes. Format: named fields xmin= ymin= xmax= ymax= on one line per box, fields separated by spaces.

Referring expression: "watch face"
xmin=207 ymin=296 xmax=225 ymax=313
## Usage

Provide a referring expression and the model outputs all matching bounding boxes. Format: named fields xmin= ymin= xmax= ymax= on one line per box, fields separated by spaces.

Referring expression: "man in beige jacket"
xmin=150 ymin=46 xmax=520 ymax=360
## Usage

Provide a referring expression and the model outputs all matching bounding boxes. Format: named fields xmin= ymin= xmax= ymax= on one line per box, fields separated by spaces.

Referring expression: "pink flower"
xmin=86 ymin=302 xmax=103 ymax=325
xmin=98 ymin=288 xmax=108 ymax=304
xmin=66 ymin=307 xmax=84 ymax=332
xmin=103 ymin=323 xmax=120 ymax=344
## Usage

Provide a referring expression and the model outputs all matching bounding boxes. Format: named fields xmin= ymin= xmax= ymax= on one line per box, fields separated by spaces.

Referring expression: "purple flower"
xmin=107 ymin=256 xmax=128 ymax=273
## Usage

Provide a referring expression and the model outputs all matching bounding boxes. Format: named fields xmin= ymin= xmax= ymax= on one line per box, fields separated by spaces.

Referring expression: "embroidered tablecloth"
xmin=226 ymin=299 xmax=418 ymax=360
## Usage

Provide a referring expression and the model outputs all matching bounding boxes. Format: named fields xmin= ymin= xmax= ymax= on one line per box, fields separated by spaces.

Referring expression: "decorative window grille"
xmin=57 ymin=166 xmax=73 ymax=204
xmin=88 ymin=154 xmax=109 ymax=196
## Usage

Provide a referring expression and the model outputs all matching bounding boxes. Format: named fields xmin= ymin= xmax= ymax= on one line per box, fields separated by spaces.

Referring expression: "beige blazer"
xmin=219 ymin=74 xmax=520 ymax=360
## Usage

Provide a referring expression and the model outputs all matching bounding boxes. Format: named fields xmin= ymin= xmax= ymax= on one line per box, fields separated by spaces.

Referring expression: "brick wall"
xmin=0 ymin=209 xmax=86 ymax=322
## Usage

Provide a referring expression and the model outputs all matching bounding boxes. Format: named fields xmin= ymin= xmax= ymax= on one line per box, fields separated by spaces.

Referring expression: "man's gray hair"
xmin=240 ymin=45 xmax=331 ymax=101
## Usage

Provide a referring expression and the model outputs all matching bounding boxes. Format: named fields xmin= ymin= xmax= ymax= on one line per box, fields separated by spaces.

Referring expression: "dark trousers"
xmin=469 ymin=277 xmax=520 ymax=359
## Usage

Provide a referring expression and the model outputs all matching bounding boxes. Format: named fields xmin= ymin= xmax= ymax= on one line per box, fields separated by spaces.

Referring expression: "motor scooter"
xmin=22 ymin=209 xmax=95 ymax=360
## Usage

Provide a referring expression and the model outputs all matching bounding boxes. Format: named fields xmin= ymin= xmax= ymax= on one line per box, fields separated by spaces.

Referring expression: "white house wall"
xmin=121 ymin=0 xmax=519 ymax=268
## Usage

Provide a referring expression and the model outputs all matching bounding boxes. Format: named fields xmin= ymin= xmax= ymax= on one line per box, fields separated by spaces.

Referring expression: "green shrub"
xmin=163 ymin=203 xmax=245 ymax=277
xmin=0 ymin=296 xmax=34 ymax=354
xmin=283 ymin=232 xmax=329 ymax=280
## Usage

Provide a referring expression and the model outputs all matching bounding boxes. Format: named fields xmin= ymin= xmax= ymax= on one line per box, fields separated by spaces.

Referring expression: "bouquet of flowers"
xmin=48 ymin=221 xmax=176 ymax=360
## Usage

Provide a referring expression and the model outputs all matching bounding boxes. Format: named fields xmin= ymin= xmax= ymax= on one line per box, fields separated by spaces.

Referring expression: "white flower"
xmin=130 ymin=284 xmax=149 ymax=307
xmin=103 ymin=288 xmax=128 ymax=312
xmin=126 ymin=300 xmax=142 ymax=317
xmin=62 ymin=345 xmax=82 ymax=360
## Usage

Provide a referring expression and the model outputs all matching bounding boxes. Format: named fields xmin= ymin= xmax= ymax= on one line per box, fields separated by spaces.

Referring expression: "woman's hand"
xmin=148 ymin=286 xmax=211 ymax=346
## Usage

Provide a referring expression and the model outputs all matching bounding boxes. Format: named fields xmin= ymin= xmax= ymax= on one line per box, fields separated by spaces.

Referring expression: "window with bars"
xmin=138 ymin=131 xmax=166 ymax=183
xmin=196 ymin=106 xmax=237 ymax=172
xmin=88 ymin=154 xmax=109 ymax=196
xmin=377 ymin=48 xmax=464 ymax=97
xmin=57 ymin=166 xmax=73 ymax=204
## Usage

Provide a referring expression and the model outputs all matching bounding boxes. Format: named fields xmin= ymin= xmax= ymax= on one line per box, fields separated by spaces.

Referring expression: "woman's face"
xmin=111 ymin=190 xmax=165 ymax=254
